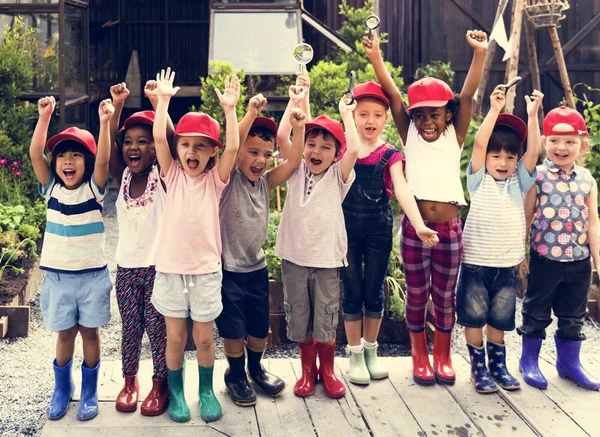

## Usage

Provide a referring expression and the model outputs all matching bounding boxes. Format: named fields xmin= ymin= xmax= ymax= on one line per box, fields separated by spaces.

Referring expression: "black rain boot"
xmin=246 ymin=344 xmax=286 ymax=396
xmin=224 ymin=350 xmax=256 ymax=407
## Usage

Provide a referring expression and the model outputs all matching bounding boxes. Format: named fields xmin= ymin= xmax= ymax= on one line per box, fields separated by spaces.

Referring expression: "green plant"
xmin=0 ymin=237 xmax=37 ymax=281
xmin=264 ymin=210 xmax=282 ymax=282
xmin=0 ymin=204 xmax=26 ymax=232
xmin=384 ymin=237 xmax=406 ymax=322
xmin=414 ymin=60 xmax=455 ymax=88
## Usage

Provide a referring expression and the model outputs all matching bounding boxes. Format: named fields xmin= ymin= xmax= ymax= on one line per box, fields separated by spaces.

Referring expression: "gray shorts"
xmin=282 ymin=260 xmax=341 ymax=343
xmin=151 ymin=271 xmax=223 ymax=322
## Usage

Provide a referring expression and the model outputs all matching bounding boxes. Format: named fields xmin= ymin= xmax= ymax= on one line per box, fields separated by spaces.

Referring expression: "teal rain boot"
xmin=199 ymin=365 xmax=222 ymax=422
xmin=167 ymin=362 xmax=191 ymax=423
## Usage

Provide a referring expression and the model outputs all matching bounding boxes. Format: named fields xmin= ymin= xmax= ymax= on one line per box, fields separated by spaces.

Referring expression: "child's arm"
xmin=390 ymin=163 xmax=439 ymax=247
xmin=108 ymin=82 xmax=129 ymax=180
xmin=145 ymin=79 xmax=175 ymax=141
xmin=339 ymin=96 xmax=358 ymax=183
xmin=295 ymin=73 xmax=311 ymax=122
xmin=239 ymin=93 xmax=267 ymax=145
xmin=522 ymin=90 xmax=544 ymax=173
xmin=588 ymin=182 xmax=600 ymax=275
xmin=267 ymin=107 xmax=306 ymax=190
xmin=363 ymin=30 xmax=409 ymax=145
xmin=455 ymin=30 xmax=488 ymax=146
xmin=215 ymin=75 xmax=241 ymax=182
xmin=29 ymin=97 xmax=55 ymax=187
xmin=520 ymin=184 xmax=538 ymax=279
xmin=153 ymin=68 xmax=179 ymax=177
xmin=94 ymin=99 xmax=115 ymax=191
xmin=471 ymin=86 xmax=504 ymax=173
xmin=276 ymin=84 xmax=307 ymax=159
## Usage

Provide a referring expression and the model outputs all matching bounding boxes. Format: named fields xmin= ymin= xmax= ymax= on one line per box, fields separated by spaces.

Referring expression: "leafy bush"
xmin=264 ymin=211 xmax=282 ymax=282
xmin=384 ymin=237 xmax=406 ymax=322
xmin=414 ymin=60 xmax=455 ymax=88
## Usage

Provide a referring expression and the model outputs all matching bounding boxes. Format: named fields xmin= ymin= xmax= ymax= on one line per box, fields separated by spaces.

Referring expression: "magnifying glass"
xmin=499 ymin=76 xmax=522 ymax=91
xmin=366 ymin=15 xmax=380 ymax=40
xmin=292 ymin=43 xmax=314 ymax=74
xmin=344 ymin=71 xmax=356 ymax=105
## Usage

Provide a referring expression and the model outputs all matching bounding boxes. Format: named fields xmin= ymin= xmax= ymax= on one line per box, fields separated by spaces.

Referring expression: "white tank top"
xmin=404 ymin=122 xmax=467 ymax=205
xmin=115 ymin=165 xmax=166 ymax=268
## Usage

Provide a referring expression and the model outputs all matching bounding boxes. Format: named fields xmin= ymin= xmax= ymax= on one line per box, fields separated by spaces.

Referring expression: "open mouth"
xmin=128 ymin=153 xmax=141 ymax=167
xmin=555 ymin=153 xmax=569 ymax=159
xmin=250 ymin=166 xmax=264 ymax=175
xmin=421 ymin=128 xmax=437 ymax=140
xmin=63 ymin=169 xmax=76 ymax=179
xmin=187 ymin=159 xmax=199 ymax=170
xmin=365 ymin=127 xmax=377 ymax=133
xmin=310 ymin=158 xmax=322 ymax=166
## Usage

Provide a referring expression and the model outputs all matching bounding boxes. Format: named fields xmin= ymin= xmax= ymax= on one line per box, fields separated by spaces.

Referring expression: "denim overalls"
xmin=341 ymin=148 xmax=396 ymax=321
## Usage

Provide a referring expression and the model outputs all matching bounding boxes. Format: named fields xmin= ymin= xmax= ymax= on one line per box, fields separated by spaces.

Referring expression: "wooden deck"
xmin=41 ymin=354 xmax=600 ymax=437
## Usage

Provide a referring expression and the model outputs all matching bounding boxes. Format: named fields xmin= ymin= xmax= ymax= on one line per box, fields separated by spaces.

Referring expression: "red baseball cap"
xmin=543 ymin=106 xmax=588 ymax=137
xmin=175 ymin=112 xmax=223 ymax=148
xmin=496 ymin=113 xmax=527 ymax=145
xmin=305 ymin=115 xmax=347 ymax=159
xmin=123 ymin=110 xmax=155 ymax=130
xmin=353 ymin=82 xmax=390 ymax=107
xmin=407 ymin=77 xmax=454 ymax=111
xmin=47 ymin=127 xmax=97 ymax=156
xmin=251 ymin=116 xmax=277 ymax=136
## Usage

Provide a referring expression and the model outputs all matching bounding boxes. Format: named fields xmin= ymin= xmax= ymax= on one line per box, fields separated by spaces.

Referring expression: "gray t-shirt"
xmin=219 ymin=168 xmax=270 ymax=273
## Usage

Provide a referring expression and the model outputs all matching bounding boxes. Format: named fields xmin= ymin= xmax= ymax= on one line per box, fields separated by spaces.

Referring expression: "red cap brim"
xmin=47 ymin=133 xmax=95 ymax=155
xmin=176 ymin=132 xmax=223 ymax=148
xmin=406 ymin=99 xmax=452 ymax=111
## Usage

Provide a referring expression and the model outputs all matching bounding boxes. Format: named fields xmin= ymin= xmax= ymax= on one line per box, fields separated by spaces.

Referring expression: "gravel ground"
xmin=1 ymin=189 xmax=599 ymax=436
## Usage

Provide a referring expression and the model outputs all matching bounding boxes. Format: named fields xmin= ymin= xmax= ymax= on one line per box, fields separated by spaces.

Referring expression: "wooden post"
xmin=548 ymin=26 xmax=575 ymax=108
xmin=524 ymin=18 xmax=544 ymax=127
xmin=474 ymin=0 xmax=509 ymax=119
xmin=505 ymin=0 xmax=525 ymax=114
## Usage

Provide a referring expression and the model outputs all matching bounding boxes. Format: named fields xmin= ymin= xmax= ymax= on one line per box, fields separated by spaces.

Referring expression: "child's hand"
xmin=110 ymin=82 xmax=130 ymax=106
xmin=38 ymin=96 xmax=55 ymax=119
xmin=466 ymin=29 xmax=488 ymax=53
xmin=525 ymin=90 xmax=544 ymax=118
xmin=289 ymin=107 xmax=307 ymax=129
xmin=490 ymin=86 xmax=506 ymax=112
xmin=215 ymin=75 xmax=240 ymax=110
xmin=415 ymin=225 xmax=439 ymax=248
xmin=295 ymin=72 xmax=310 ymax=92
xmin=144 ymin=79 xmax=159 ymax=101
xmin=289 ymin=85 xmax=306 ymax=105
xmin=248 ymin=93 xmax=267 ymax=116
xmin=518 ymin=258 xmax=529 ymax=281
xmin=98 ymin=98 xmax=115 ymax=123
xmin=339 ymin=94 xmax=357 ymax=116
xmin=362 ymin=29 xmax=380 ymax=57
xmin=155 ymin=67 xmax=180 ymax=99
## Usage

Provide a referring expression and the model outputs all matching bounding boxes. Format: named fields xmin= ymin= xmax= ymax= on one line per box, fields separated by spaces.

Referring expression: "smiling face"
xmin=238 ymin=132 xmax=275 ymax=182
xmin=485 ymin=149 xmax=518 ymax=181
xmin=354 ymin=98 xmax=388 ymax=144
xmin=303 ymin=130 xmax=339 ymax=175
xmin=543 ymin=134 xmax=588 ymax=171
xmin=411 ymin=106 xmax=452 ymax=142
xmin=51 ymin=141 xmax=93 ymax=189
xmin=121 ymin=125 xmax=156 ymax=174
xmin=175 ymin=136 xmax=219 ymax=176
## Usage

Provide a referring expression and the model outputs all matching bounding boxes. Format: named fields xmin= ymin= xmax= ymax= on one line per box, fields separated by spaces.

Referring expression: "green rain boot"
xmin=347 ymin=346 xmax=370 ymax=385
xmin=167 ymin=362 xmax=191 ymax=423
xmin=198 ymin=365 xmax=222 ymax=422
xmin=363 ymin=340 xmax=389 ymax=380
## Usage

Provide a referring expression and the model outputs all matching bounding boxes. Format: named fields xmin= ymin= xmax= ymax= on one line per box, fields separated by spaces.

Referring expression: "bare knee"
xmin=167 ymin=330 xmax=187 ymax=349
xmin=78 ymin=326 xmax=99 ymax=342
xmin=194 ymin=337 xmax=213 ymax=352
xmin=58 ymin=325 xmax=79 ymax=343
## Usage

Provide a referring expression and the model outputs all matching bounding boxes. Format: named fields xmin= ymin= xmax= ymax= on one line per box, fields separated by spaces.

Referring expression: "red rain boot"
xmin=409 ymin=331 xmax=435 ymax=386
xmin=317 ymin=342 xmax=346 ymax=399
xmin=433 ymin=330 xmax=455 ymax=385
xmin=140 ymin=377 xmax=169 ymax=416
xmin=116 ymin=374 xmax=139 ymax=413
xmin=294 ymin=342 xmax=318 ymax=397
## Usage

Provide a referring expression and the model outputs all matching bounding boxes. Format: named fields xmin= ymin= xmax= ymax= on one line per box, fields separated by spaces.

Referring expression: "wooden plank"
xmin=446 ymin=354 xmax=538 ymax=437
xmin=252 ymin=358 xmax=315 ymax=437
xmin=20 ymin=260 xmax=43 ymax=305
xmin=43 ymin=427 xmax=230 ymax=437
xmin=290 ymin=358 xmax=369 ymax=436
xmin=0 ymin=305 xmax=29 ymax=338
xmin=337 ymin=357 xmax=425 ymax=436
xmin=386 ymin=356 xmax=483 ymax=436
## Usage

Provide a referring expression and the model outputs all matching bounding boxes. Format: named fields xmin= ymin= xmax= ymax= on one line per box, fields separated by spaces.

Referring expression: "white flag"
xmin=489 ymin=14 xmax=513 ymax=61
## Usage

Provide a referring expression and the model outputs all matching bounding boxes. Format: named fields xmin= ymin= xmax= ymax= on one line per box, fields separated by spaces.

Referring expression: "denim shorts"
xmin=40 ymin=268 xmax=112 ymax=331
xmin=456 ymin=263 xmax=519 ymax=331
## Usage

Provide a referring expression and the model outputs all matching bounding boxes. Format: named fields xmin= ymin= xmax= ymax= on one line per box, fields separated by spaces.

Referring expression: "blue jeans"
xmin=456 ymin=264 xmax=519 ymax=331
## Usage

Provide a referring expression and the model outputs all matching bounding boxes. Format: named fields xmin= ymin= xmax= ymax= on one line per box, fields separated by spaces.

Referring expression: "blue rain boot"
xmin=466 ymin=343 xmax=498 ymax=393
xmin=487 ymin=341 xmax=520 ymax=390
xmin=47 ymin=358 xmax=75 ymax=420
xmin=519 ymin=335 xmax=548 ymax=389
xmin=555 ymin=335 xmax=600 ymax=391
xmin=76 ymin=360 xmax=100 ymax=421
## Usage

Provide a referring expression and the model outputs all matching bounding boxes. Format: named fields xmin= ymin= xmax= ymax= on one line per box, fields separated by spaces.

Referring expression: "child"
xmin=216 ymin=90 xmax=306 ymax=406
xmin=31 ymin=96 xmax=114 ymax=421
xmin=339 ymin=81 xmax=438 ymax=385
xmin=276 ymin=89 xmax=359 ymax=399
xmin=106 ymin=80 xmax=169 ymax=415
xmin=518 ymin=106 xmax=600 ymax=391
xmin=365 ymin=28 xmax=488 ymax=385
xmin=150 ymin=68 xmax=239 ymax=422
xmin=457 ymin=86 xmax=543 ymax=393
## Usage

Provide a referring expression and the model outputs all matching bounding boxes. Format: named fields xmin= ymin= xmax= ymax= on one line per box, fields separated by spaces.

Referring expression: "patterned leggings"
xmin=116 ymin=266 xmax=167 ymax=379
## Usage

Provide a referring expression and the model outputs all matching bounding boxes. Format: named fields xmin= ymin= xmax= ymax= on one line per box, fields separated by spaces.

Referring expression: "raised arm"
xmin=29 ymin=97 xmax=55 ymax=187
xmin=215 ymin=75 xmax=241 ymax=182
xmin=522 ymin=90 xmax=544 ymax=173
xmin=455 ymin=30 xmax=488 ymax=145
xmin=153 ymin=68 xmax=179 ymax=176
xmin=145 ymin=79 xmax=175 ymax=142
xmin=108 ymin=82 xmax=129 ymax=180
xmin=295 ymin=73 xmax=311 ymax=122
xmin=587 ymin=181 xmax=600 ymax=275
xmin=471 ymin=86 xmax=504 ymax=173
xmin=363 ymin=30 xmax=409 ymax=144
xmin=267 ymin=107 xmax=306 ymax=189
xmin=276 ymin=84 xmax=307 ymax=159
xmin=239 ymin=93 xmax=267 ymax=145
xmin=338 ymin=96 xmax=358 ymax=183
xmin=94 ymin=99 xmax=115 ymax=191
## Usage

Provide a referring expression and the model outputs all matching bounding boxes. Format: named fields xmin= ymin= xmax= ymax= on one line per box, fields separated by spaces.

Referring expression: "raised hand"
xmin=110 ymin=82 xmax=130 ymax=106
xmin=144 ymin=79 xmax=159 ymax=101
xmin=98 ymin=99 xmax=115 ymax=123
xmin=339 ymin=94 xmax=357 ymax=117
xmin=525 ymin=89 xmax=544 ymax=118
xmin=38 ymin=96 xmax=55 ymax=119
xmin=248 ymin=93 xmax=267 ymax=116
xmin=215 ymin=75 xmax=240 ymax=110
xmin=362 ymin=29 xmax=380 ymax=57
xmin=295 ymin=72 xmax=310 ymax=92
xmin=155 ymin=67 xmax=180 ymax=99
xmin=289 ymin=107 xmax=307 ymax=129
xmin=466 ymin=29 xmax=488 ymax=53
xmin=288 ymin=85 xmax=306 ymax=105
xmin=490 ymin=86 xmax=506 ymax=112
